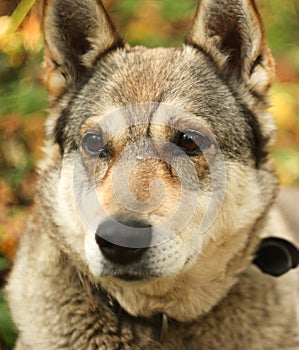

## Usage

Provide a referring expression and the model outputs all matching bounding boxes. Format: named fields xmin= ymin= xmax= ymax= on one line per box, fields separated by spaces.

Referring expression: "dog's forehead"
xmin=82 ymin=46 xmax=237 ymax=116
xmin=80 ymin=47 xmax=243 ymax=125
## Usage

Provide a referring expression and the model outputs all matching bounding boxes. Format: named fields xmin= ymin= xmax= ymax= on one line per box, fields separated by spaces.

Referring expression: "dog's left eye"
xmin=177 ymin=130 xmax=211 ymax=155
xmin=82 ymin=132 xmax=105 ymax=157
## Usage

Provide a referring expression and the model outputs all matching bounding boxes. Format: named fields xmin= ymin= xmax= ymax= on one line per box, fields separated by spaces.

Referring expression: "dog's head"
xmin=41 ymin=0 xmax=277 ymax=321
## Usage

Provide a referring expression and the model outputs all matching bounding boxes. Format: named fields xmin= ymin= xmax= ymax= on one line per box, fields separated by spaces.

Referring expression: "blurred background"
xmin=0 ymin=0 xmax=298 ymax=347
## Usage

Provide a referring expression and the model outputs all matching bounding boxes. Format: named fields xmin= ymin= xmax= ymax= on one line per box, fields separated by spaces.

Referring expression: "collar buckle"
xmin=159 ymin=313 xmax=169 ymax=343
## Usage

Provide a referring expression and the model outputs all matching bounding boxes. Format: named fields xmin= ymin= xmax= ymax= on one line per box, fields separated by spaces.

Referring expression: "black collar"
xmin=82 ymin=276 xmax=181 ymax=343
xmin=253 ymin=237 xmax=299 ymax=277
xmin=95 ymin=284 xmax=175 ymax=343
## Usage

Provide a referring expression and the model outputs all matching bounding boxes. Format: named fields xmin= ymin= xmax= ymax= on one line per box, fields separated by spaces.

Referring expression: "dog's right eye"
xmin=82 ymin=132 xmax=105 ymax=157
xmin=177 ymin=130 xmax=211 ymax=155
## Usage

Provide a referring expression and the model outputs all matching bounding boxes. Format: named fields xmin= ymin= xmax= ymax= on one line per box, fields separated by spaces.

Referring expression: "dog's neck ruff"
xmin=82 ymin=237 xmax=299 ymax=344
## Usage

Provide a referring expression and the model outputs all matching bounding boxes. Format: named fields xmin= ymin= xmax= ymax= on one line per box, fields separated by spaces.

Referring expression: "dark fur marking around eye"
xmin=54 ymin=107 xmax=72 ymax=154
xmin=241 ymin=104 xmax=268 ymax=167
xmin=54 ymin=89 xmax=87 ymax=154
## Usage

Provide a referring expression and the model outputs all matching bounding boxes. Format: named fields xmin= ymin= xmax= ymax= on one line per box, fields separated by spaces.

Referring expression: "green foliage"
xmin=0 ymin=257 xmax=9 ymax=272
xmin=0 ymin=292 xmax=17 ymax=348
xmin=0 ymin=257 xmax=17 ymax=349
xmin=160 ymin=0 xmax=195 ymax=21
xmin=273 ymin=148 xmax=299 ymax=184
xmin=6 ymin=0 xmax=37 ymax=35
xmin=0 ymin=79 xmax=47 ymax=116
xmin=112 ymin=0 xmax=142 ymax=18
xmin=259 ymin=0 xmax=299 ymax=56
xmin=0 ymin=52 xmax=48 ymax=116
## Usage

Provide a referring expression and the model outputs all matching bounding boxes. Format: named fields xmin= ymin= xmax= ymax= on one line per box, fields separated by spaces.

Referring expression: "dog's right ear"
xmin=43 ymin=0 xmax=123 ymax=99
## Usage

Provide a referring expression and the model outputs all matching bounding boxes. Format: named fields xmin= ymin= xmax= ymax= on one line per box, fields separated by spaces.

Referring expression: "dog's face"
xmin=42 ymin=0 xmax=277 ymax=320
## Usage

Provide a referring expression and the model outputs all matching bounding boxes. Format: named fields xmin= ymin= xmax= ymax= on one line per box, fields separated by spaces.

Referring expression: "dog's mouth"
xmin=114 ymin=274 xmax=149 ymax=282
xmin=101 ymin=252 xmax=197 ymax=283
xmin=101 ymin=261 xmax=159 ymax=282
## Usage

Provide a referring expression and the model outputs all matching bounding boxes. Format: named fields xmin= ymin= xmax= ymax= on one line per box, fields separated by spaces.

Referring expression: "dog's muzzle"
xmin=95 ymin=219 xmax=152 ymax=265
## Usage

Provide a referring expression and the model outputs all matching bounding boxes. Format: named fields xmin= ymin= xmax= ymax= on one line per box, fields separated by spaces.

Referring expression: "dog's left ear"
xmin=188 ymin=0 xmax=275 ymax=104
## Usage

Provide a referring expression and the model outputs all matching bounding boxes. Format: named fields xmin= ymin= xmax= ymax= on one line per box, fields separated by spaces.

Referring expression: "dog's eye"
xmin=177 ymin=130 xmax=211 ymax=155
xmin=82 ymin=132 xmax=105 ymax=157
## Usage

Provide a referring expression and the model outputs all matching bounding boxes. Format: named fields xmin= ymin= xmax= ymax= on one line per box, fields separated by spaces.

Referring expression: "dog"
xmin=6 ymin=0 xmax=299 ymax=349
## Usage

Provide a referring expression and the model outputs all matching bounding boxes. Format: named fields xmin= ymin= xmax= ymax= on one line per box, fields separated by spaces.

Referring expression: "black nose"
xmin=95 ymin=219 xmax=152 ymax=265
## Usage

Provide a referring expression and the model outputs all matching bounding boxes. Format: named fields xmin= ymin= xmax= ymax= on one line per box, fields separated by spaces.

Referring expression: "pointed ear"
xmin=187 ymin=0 xmax=275 ymax=100
xmin=43 ymin=0 xmax=123 ymax=99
